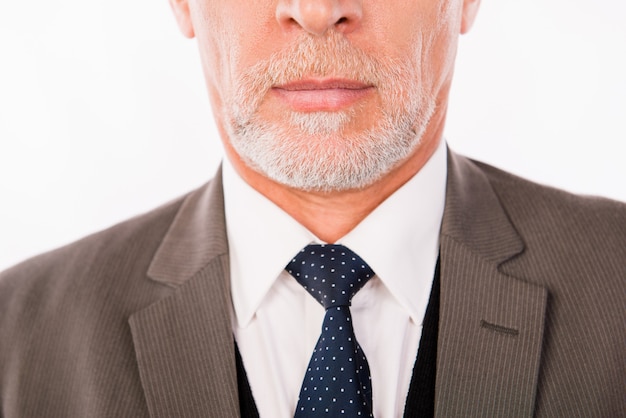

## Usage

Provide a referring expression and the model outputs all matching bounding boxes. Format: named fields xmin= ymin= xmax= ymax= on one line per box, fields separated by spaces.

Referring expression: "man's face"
xmin=171 ymin=0 xmax=479 ymax=192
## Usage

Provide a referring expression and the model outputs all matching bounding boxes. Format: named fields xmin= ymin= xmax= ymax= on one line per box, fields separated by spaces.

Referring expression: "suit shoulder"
xmin=474 ymin=159 xmax=625 ymax=232
xmin=471 ymin=159 xmax=625 ymax=273
xmin=1 ymin=191 xmax=183 ymax=285
xmin=0 ymin=179 xmax=220 ymax=416
xmin=0 ymin=182 xmax=214 ymax=330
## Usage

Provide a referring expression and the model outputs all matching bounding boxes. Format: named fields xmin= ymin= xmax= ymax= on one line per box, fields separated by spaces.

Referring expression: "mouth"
xmin=272 ymin=78 xmax=374 ymax=112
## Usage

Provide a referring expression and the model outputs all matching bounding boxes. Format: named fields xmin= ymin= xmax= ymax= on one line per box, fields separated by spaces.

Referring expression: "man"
xmin=0 ymin=0 xmax=624 ymax=417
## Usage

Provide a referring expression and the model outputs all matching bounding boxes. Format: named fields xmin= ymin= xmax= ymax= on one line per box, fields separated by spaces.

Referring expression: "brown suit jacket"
xmin=1 ymin=150 xmax=624 ymax=417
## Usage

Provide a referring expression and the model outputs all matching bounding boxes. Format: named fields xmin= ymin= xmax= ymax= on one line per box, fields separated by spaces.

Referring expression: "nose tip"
xmin=297 ymin=2 xmax=344 ymax=36
xmin=277 ymin=0 xmax=362 ymax=36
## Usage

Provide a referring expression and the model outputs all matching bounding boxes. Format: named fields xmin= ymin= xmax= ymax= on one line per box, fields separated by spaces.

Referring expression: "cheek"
xmin=192 ymin=2 xmax=282 ymax=124
xmin=402 ymin=21 xmax=459 ymax=96
xmin=369 ymin=1 xmax=439 ymax=41
xmin=426 ymin=18 xmax=460 ymax=89
xmin=199 ymin=8 xmax=280 ymax=95
xmin=212 ymin=3 xmax=278 ymax=67
xmin=364 ymin=0 xmax=460 ymax=74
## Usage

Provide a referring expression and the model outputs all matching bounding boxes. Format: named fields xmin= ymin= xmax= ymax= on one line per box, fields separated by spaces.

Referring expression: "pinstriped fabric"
xmin=148 ymin=170 xmax=229 ymax=286
xmin=130 ymin=255 xmax=240 ymax=418
xmin=129 ymin=172 xmax=241 ymax=417
xmin=0 ymin=172 xmax=240 ymax=418
xmin=479 ymin=163 xmax=626 ymax=418
xmin=0 ymin=193 xmax=185 ymax=417
xmin=435 ymin=152 xmax=626 ymax=417
xmin=441 ymin=150 xmax=524 ymax=264
xmin=435 ymin=237 xmax=547 ymax=418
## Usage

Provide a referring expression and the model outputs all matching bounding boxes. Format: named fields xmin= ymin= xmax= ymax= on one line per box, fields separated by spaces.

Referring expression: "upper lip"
xmin=274 ymin=78 xmax=373 ymax=91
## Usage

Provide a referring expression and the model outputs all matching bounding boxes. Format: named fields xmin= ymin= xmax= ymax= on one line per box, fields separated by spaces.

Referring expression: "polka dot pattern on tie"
xmin=287 ymin=244 xmax=374 ymax=417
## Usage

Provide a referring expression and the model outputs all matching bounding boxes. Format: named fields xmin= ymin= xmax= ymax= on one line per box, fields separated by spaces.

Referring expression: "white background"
xmin=1 ymin=0 xmax=625 ymax=270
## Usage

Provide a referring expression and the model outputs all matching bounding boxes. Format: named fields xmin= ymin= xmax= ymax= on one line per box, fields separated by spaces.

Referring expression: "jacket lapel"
xmin=435 ymin=151 xmax=547 ymax=417
xmin=129 ymin=168 xmax=241 ymax=418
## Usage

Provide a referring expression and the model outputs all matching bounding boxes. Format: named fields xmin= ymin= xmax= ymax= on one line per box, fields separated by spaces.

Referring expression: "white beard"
xmin=225 ymin=33 xmax=435 ymax=192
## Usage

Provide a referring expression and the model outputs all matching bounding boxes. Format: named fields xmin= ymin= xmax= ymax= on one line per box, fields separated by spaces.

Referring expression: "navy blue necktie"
xmin=286 ymin=244 xmax=375 ymax=417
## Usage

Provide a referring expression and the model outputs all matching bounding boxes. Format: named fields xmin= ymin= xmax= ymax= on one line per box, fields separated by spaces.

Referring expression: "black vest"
xmin=236 ymin=260 xmax=441 ymax=418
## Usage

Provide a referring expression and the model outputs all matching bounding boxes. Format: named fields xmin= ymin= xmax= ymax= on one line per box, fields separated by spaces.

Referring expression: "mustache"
xmin=233 ymin=33 xmax=403 ymax=103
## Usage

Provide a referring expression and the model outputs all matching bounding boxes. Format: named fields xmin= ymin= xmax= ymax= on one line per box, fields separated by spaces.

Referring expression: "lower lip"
xmin=272 ymin=87 xmax=373 ymax=112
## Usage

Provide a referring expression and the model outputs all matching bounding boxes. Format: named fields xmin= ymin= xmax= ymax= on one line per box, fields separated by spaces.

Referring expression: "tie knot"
xmin=286 ymin=244 xmax=374 ymax=309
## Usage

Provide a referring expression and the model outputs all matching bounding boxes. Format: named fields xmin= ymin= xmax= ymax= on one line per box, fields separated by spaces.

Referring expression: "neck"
xmin=222 ymin=111 xmax=446 ymax=244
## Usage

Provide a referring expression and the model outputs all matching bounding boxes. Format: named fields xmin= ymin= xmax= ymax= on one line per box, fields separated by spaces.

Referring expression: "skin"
xmin=169 ymin=0 xmax=481 ymax=243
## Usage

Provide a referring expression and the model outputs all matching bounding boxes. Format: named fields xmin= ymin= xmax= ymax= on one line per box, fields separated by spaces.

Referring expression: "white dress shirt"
xmin=224 ymin=140 xmax=447 ymax=418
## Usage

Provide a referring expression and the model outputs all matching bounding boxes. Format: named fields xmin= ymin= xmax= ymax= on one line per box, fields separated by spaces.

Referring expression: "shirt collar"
xmin=224 ymin=140 xmax=447 ymax=327
xmin=223 ymin=159 xmax=317 ymax=328
xmin=340 ymin=140 xmax=446 ymax=324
